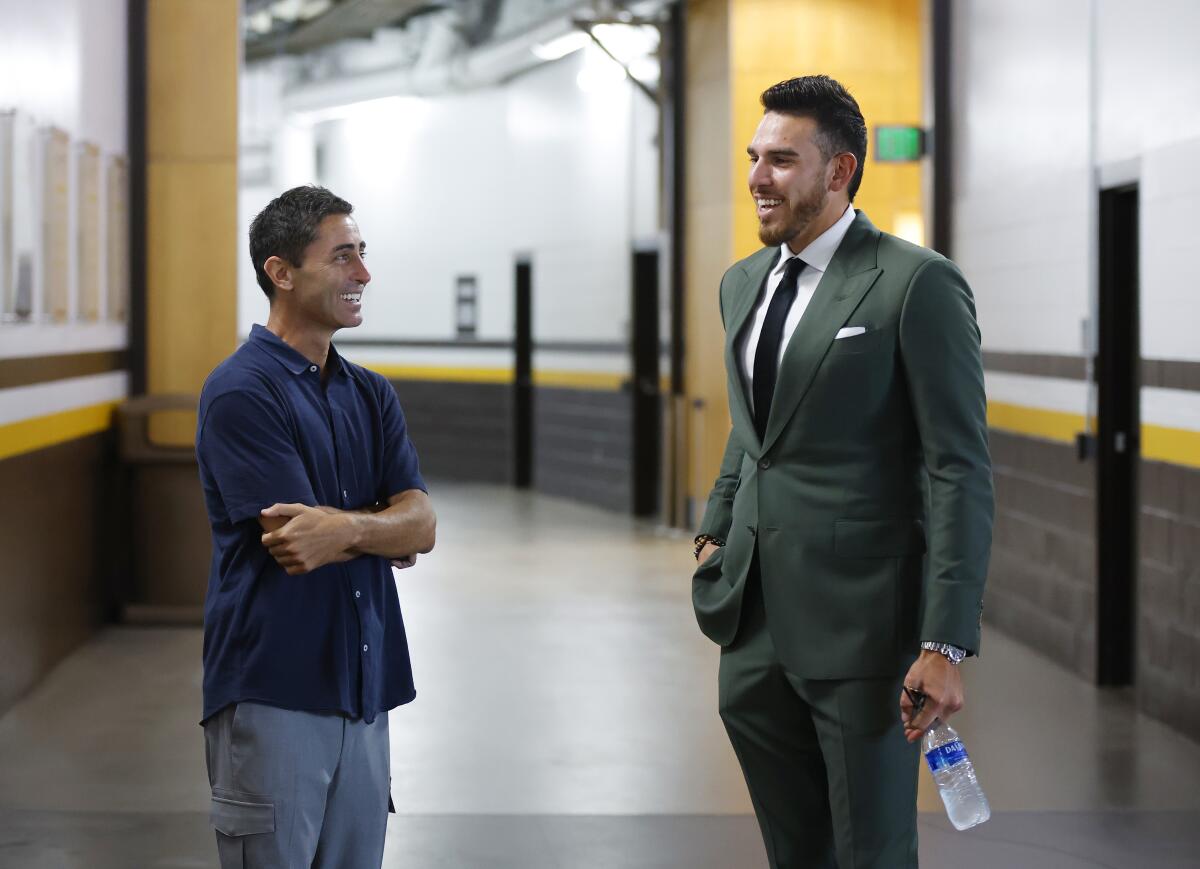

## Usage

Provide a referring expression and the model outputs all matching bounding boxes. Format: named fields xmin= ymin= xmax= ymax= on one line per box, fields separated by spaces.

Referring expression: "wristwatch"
xmin=920 ymin=641 xmax=967 ymax=665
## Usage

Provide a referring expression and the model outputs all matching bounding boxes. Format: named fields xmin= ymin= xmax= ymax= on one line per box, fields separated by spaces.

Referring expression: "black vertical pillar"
xmin=663 ymin=0 xmax=686 ymax=396
xmin=513 ymin=258 xmax=533 ymax=488
xmin=1096 ymin=185 xmax=1140 ymax=686
xmin=127 ymin=0 xmax=148 ymax=395
xmin=930 ymin=0 xmax=953 ymax=257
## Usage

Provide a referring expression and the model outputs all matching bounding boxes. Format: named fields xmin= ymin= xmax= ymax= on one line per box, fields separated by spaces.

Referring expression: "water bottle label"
xmin=925 ymin=740 xmax=967 ymax=771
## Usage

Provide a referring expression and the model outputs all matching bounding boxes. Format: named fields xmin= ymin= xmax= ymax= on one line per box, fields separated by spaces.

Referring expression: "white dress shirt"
xmin=740 ymin=204 xmax=858 ymax=407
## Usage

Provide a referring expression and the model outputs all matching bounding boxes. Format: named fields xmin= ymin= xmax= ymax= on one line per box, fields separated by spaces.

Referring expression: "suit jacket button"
xmin=748 ymin=526 xmax=757 ymax=537
xmin=758 ymin=459 xmax=771 ymax=470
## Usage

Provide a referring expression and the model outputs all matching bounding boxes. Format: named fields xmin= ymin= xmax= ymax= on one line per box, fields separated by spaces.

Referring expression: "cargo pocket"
xmin=211 ymin=789 xmax=275 ymax=869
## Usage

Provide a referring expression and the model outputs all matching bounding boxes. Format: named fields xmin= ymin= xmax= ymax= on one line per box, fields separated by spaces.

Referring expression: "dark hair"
xmin=760 ymin=75 xmax=868 ymax=201
xmin=249 ymin=185 xmax=354 ymax=298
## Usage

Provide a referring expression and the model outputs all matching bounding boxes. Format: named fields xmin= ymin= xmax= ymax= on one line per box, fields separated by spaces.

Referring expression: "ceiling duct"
xmin=246 ymin=0 xmax=439 ymax=62
xmin=281 ymin=12 xmax=579 ymax=111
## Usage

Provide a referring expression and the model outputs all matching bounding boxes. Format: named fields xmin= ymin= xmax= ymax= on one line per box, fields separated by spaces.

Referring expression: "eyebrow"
xmin=747 ymin=146 xmax=800 ymax=158
xmin=331 ymin=242 xmax=366 ymax=255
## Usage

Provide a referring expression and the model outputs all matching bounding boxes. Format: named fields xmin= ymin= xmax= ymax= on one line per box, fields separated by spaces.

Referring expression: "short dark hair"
xmin=249 ymin=185 xmax=354 ymax=298
xmin=760 ymin=75 xmax=868 ymax=201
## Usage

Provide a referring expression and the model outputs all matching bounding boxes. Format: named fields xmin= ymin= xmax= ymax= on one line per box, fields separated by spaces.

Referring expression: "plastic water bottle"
xmin=923 ymin=719 xmax=990 ymax=830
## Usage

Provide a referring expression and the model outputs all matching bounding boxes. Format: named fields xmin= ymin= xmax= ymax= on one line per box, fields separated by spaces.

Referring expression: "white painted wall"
xmin=239 ymin=46 xmax=660 ymax=374
xmin=0 ymin=0 xmax=127 ymax=359
xmin=0 ymin=0 xmax=127 ymax=154
xmin=953 ymin=0 xmax=1200 ymax=432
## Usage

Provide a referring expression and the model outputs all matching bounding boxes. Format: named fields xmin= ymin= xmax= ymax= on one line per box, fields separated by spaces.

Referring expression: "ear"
xmin=827 ymin=152 xmax=858 ymax=195
xmin=263 ymin=255 xmax=294 ymax=294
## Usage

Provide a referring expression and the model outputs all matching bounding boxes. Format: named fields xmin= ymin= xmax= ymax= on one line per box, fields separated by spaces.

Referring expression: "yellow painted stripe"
xmin=0 ymin=401 xmax=119 ymax=462
xmin=988 ymin=400 xmax=1200 ymax=470
xmin=1142 ymin=424 xmax=1200 ymax=469
xmin=362 ymin=363 xmax=514 ymax=384
xmin=532 ymin=370 xmax=626 ymax=391
xmin=987 ymin=401 xmax=1086 ymax=445
xmin=363 ymin=363 xmax=626 ymax=391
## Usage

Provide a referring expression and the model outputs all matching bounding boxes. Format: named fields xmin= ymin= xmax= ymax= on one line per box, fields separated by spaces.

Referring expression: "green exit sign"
xmin=875 ymin=126 xmax=926 ymax=162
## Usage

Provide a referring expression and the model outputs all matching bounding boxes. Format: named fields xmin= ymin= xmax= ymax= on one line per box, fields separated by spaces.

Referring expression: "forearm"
xmin=337 ymin=489 xmax=436 ymax=559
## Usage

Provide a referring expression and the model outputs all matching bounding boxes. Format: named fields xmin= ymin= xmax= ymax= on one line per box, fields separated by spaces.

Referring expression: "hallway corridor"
xmin=1 ymin=485 xmax=1198 ymax=868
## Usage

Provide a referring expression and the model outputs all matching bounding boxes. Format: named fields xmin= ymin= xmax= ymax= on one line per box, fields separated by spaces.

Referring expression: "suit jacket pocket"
xmin=826 ymin=325 xmax=893 ymax=356
xmin=692 ymin=544 xmax=726 ymax=581
xmin=834 ymin=518 xmax=925 ymax=558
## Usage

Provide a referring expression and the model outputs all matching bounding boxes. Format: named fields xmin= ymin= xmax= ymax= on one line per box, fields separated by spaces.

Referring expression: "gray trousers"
xmin=203 ymin=702 xmax=392 ymax=869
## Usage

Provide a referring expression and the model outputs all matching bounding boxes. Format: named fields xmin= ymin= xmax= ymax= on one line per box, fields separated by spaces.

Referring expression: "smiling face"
xmin=275 ymin=213 xmax=370 ymax=333
xmin=747 ymin=112 xmax=849 ymax=250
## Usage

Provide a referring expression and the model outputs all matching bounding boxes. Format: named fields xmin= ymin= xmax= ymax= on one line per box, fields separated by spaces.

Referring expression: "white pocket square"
xmin=834 ymin=326 xmax=867 ymax=339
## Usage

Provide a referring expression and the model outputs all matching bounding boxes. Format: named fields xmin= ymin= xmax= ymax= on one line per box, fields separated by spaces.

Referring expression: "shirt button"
xmin=354 ymin=590 xmax=361 ymax=599
xmin=309 ymin=365 xmax=318 ymax=373
xmin=362 ymin=644 xmax=369 ymax=652
xmin=343 ymin=489 xmax=349 ymax=501
xmin=758 ymin=459 xmax=771 ymax=470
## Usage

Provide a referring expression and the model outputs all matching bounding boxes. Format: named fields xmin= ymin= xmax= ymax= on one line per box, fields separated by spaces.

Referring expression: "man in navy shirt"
xmin=196 ymin=185 xmax=435 ymax=869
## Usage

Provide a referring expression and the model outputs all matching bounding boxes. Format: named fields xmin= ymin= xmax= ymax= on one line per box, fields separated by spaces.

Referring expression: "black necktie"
xmin=752 ymin=257 xmax=805 ymax=439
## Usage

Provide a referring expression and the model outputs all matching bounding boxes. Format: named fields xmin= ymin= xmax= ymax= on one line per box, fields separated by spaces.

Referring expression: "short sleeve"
xmin=376 ymin=379 xmax=427 ymax=499
xmin=197 ymin=390 xmax=317 ymax=523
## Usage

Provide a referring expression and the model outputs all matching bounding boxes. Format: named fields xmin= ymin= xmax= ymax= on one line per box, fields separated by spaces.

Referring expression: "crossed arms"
xmin=258 ymin=489 xmax=436 ymax=576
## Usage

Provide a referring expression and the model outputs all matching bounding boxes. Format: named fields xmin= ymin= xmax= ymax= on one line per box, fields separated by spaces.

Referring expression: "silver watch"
xmin=920 ymin=641 xmax=966 ymax=665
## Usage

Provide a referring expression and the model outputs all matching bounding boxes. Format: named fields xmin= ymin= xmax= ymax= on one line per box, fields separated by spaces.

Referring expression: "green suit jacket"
xmin=692 ymin=210 xmax=994 ymax=680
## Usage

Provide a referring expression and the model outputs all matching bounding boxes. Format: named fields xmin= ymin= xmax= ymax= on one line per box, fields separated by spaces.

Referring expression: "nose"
xmin=354 ymin=257 xmax=371 ymax=285
xmin=748 ymin=157 xmax=770 ymax=191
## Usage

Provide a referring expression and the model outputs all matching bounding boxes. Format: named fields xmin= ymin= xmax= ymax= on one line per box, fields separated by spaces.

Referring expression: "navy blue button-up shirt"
xmin=196 ymin=324 xmax=426 ymax=724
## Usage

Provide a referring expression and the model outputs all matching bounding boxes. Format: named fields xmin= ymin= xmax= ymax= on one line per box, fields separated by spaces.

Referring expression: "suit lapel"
xmin=761 ymin=211 xmax=883 ymax=454
xmin=724 ymin=248 xmax=777 ymax=449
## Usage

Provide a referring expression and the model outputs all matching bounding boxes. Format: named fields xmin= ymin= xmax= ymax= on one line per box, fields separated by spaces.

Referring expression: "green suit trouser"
xmin=718 ymin=558 xmax=920 ymax=869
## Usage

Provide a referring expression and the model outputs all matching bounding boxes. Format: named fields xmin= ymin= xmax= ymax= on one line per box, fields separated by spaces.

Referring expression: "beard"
xmin=757 ymin=178 xmax=828 ymax=248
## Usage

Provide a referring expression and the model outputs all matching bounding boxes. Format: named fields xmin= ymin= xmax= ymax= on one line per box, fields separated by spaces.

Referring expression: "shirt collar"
xmin=248 ymin=323 xmax=349 ymax=379
xmin=773 ymin=203 xmax=857 ymax=275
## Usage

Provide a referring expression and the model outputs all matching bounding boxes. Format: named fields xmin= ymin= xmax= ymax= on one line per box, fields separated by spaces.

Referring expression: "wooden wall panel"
xmin=145 ymin=0 xmax=239 ymax=445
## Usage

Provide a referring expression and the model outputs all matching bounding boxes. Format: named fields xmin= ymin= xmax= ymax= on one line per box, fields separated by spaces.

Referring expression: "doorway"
xmin=1096 ymin=184 xmax=1139 ymax=686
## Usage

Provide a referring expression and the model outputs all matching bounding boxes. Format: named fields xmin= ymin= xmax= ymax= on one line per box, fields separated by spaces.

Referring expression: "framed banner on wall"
xmin=0 ymin=109 xmax=38 ymax=322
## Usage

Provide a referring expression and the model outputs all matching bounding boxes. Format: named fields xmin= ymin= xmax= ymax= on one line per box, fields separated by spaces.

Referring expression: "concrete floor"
xmin=2 ymin=483 xmax=1199 ymax=868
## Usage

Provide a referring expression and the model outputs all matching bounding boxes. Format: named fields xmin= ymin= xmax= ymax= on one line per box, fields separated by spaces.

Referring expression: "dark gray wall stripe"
xmin=0 ymin=432 xmax=114 ymax=717
xmin=983 ymin=352 xmax=1088 ymax=381
xmin=1141 ymin=359 xmax=1200 ymax=392
xmin=534 ymin=386 xmax=632 ymax=513
xmin=0 ymin=351 xmax=129 ymax=390
xmin=385 ymin=379 xmax=512 ymax=485
xmin=983 ymin=351 xmax=1200 ymax=391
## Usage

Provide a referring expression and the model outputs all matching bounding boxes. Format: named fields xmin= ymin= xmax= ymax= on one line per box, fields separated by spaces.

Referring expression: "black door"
xmin=1096 ymin=184 xmax=1139 ymax=686
xmin=513 ymin=257 xmax=533 ymax=488
xmin=631 ymin=249 xmax=661 ymax=516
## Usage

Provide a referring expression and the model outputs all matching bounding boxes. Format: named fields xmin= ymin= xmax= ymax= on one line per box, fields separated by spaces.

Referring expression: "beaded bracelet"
xmin=693 ymin=534 xmax=726 ymax=560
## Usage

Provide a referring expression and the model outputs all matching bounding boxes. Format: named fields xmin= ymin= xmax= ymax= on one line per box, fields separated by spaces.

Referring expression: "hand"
xmin=899 ymin=651 xmax=964 ymax=743
xmin=260 ymin=503 xmax=355 ymax=575
xmin=697 ymin=542 xmax=721 ymax=564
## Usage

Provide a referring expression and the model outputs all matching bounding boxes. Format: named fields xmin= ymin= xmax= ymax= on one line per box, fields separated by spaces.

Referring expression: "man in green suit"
xmin=692 ymin=76 xmax=993 ymax=868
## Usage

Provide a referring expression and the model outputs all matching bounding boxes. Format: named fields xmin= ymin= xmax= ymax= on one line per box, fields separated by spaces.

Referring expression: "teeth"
xmin=757 ymin=198 xmax=782 ymax=207
xmin=340 ymin=293 xmax=361 ymax=302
